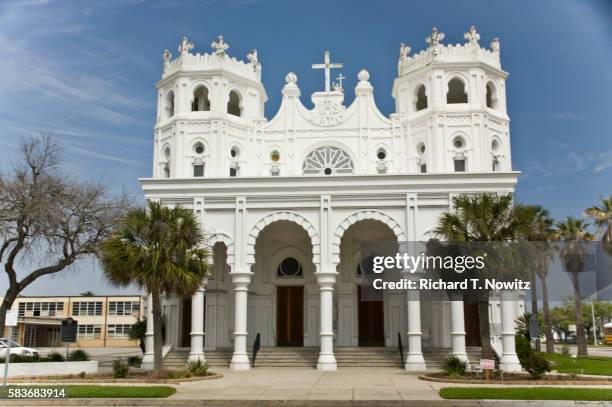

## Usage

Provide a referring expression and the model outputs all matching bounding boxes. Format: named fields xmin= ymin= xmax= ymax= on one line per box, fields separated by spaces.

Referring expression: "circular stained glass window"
xmin=276 ymin=257 xmax=303 ymax=277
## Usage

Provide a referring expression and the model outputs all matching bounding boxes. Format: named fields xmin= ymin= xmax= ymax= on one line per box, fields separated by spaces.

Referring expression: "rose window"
xmin=302 ymin=146 xmax=355 ymax=175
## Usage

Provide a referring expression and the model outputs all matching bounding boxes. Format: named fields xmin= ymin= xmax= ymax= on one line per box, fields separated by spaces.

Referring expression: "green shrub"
xmin=167 ymin=369 xmax=191 ymax=379
xmin=127 ymin=355 xmax=142 ymax=367
xmin=441 ymin=356 xmax=468 ymax=377
xmin=78 ymin=371 xmax=87 ymax=379
xmin=43 ymin=352 xmax=65 ymax=362
xmin=515 ymin=335 xmax=532 ymax=361
xmin=0 ymin=354 xmax=39 ymax=363
xmin=521 ymin=353 xmax=551 ymax=379
xmin=68 ymin=349 xmax=90 ymax=361
xmin=186 ymin=360 xmax=209 ymax=377
xmin=112 ymin=359 xmax=129 ymax=378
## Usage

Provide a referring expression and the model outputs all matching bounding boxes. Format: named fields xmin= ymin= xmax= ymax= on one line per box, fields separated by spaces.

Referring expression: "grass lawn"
xmin=0 ymin=385 xmax=176 ymax=398
xmin=440 ymin=387 xmax=612 ymax=401
xmin=543 ymin=353 xmax=612 ymax=376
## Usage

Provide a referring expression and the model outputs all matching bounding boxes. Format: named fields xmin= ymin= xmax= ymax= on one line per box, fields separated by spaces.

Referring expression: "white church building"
xmin=140 ymin=27 xmax=524 ymax=372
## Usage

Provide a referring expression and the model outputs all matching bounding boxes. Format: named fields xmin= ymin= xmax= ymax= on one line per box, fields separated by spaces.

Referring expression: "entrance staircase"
xmin=164 ymin=346 xmax=482 ymax=370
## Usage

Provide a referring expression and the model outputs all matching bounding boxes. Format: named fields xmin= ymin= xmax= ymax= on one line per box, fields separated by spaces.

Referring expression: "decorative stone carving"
xmin=211 ymin=35 xmax=229 ymax=56
xmin=162 ymin=50 xmax=172 ymax=71
xmin=357 ymin=69 xmax=370 ymax=82
xmin=285 ymin=72 xmax=297 ymax=84
xmin=178 ymin=36 xmax=194 ymax=56
xmin=246 ymin=49 xmax=258 ymax=67
xmin=490 ymin=37 xmax=500 ymax=53
xmin=464 ymin=25 xmax=480 ymax=46
xmin=398 ymin=42 xmax=410 ymax=74
xmin=309 ymin=99 xmax=347 ymax=127
xmin=425 ymin=27 xmax=445 ymax=55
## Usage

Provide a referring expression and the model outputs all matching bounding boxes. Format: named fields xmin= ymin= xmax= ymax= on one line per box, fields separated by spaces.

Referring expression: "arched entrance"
xmin=249 ymin=217 xmax=318 ymax=347
xmin=335 ymin=215 xmax=403 ymax=347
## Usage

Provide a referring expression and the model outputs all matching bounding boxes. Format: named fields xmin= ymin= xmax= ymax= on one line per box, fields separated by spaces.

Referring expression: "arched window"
xmin=227 ymin=90 xmax=242 ymax=117
xmin=162 ymin=147 xmax=171 ymax=178
xmin=491 ymin=139 xmax=501 ymax=171
xmin=193 ymin=157 xmax=204 ymax=177
xmin=415 ymin=85 xmax=428 ymax=111
xmin=486 ymin=81 xmax=498 ymax=109
xmin=302 ymin=146 xmax=355 ymax=175
xmin=452 ymin=137 xmax=466 ymax=172
xmin=276 ymin=257 xmax=303 ymax=277
xmin=270 ymin=150 xmax=280 ymax=176
xmin=357 ymin=256 xmax=375 ymax=275
xmin=229 ymin=146 xmax=239 ymax=177
xmin=192 ymin=86 xmax=210 ymax=112
xmin=416 ymin=142 xmax=427 ymax=173
xmin=447 ymin=78 xmax=468 ymax=104
xmin=165 ymin=91 xmax=175 ymax=119
xmin=376 ymin=148 xmax=387 ymax=174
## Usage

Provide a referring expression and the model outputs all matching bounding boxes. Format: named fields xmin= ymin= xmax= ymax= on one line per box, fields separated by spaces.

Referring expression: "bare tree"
xmin=0 ymin=134 xmax=129 ymax=329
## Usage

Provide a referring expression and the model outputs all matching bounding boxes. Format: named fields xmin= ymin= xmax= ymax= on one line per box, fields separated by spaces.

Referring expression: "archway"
xmin=247 ymin=213 xmax=319 ymax=347
xmin=333 ymin=212 xmax=405 ymax=347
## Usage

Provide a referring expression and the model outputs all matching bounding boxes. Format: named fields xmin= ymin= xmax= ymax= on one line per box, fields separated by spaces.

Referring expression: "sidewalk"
xmin=172 ymin=367 xmax=441 ymax=402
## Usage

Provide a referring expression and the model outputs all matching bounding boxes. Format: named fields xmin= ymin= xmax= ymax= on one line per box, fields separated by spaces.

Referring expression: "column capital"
xmin=315 ymin=270 xmax=338 ymax=286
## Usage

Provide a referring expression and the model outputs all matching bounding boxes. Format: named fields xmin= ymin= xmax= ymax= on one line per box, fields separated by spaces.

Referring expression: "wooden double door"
xmin=276 ymin=286 xmax=304 ymax=346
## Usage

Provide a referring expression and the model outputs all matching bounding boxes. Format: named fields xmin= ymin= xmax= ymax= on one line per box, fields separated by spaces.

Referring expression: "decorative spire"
xmin=162 ymin=49 xmax=172 ymax=71
xmin=211 ymin=35 xmax=229 ymax=56
xmin=398 ymin=42 xmax=410 ymax=75
xmin=178 ymin=36 xmax=194 ymax=56
xmin=246 ymin=49 xmax=258 ymax=66
xmin=425 ymin=27 xmax=445 ymax=47
xmin=399 ymin=42 xmax=411 ymax=60
xmin=285 ymin=72 xmax=297 ymax=84
xmin=490 ymin=37 xmax=500 ymax=53
xmin=464 ymin=25 xmax=480 ymax=46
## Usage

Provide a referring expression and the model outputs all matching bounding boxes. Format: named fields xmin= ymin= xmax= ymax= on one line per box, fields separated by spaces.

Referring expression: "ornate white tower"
xmin=153 ymin=35 xmax=267 ymax=179
xmin=392 ymin=26 xmax=510 ymax=174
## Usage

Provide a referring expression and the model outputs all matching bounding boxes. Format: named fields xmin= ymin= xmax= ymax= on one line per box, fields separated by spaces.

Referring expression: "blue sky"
xmin=0 ymin=0 xmax=611 ymax=295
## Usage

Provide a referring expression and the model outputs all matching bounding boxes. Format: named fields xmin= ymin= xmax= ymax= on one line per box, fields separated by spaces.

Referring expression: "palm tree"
xmin=555 ymin=216 xmax=594 ymax=356
xmin=100 ymin=201 xmax=210 ymax=378
xmin=433 ymin=193 xmax=525 ymax=359
xmin=584 ymin=196 xmax=612 ymax=256
xmin=516 ymin=205 xmax=555 ymax=353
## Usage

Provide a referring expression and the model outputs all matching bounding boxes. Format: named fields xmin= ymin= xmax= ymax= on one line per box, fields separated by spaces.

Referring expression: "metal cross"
xmin=312 ymin=51 xmax=343 ymax=92
xmin=336 ymin=73 xmax=346 ymax=90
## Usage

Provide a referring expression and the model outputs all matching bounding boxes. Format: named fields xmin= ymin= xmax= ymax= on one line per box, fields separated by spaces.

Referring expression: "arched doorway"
xmin=336 ymin=217 xmax=402 ymax=347
xmin=251 ymin=219 xmax=316 ymax=347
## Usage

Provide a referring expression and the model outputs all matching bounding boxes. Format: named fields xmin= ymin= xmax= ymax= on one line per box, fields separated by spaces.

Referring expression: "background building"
xmin=1 ymin=295 xmax=144 ymax=348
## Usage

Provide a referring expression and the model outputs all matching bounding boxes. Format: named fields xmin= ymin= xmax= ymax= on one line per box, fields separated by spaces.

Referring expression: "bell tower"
xmin=392 ymin=26 xmax=510 ymax=174
xmin=153 ymin=35 xmax=267 ymax=179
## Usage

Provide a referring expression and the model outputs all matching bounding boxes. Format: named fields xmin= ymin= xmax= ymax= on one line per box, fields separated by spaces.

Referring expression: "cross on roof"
xmin=312 ymin=51 xmax=343 ymax=92
xmin=336 ymin=73 xmax=346 ymax=89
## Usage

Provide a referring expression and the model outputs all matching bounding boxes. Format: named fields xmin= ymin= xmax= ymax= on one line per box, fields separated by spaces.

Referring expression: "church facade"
xmin=140 ymin=27 xmax=523 ymax=372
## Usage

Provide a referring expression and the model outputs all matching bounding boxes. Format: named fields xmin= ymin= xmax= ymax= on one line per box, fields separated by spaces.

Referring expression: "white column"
xmin=188 ymin=278 xmax=208 ymax=363
xmin=405 ymin=289 xmax=426 ymax=371
xmin=230 ymin=269 xmax=252 ymax=370
xmin=499 ymin=290 xmax=521 ymax=372
xmin=141 ymin=292 xmax=155 ymax=370
xmin=316 ymin=270 xmax=337 ymax=371
xmin=450 ymin=298 xmax=469 ymax=364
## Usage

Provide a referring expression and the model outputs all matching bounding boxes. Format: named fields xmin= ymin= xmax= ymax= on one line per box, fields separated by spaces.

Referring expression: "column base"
xmin=230 ymin=354 xmax=251 ymax=371
xmin=317 ymin=354 xmax=337 ymax=371
xmin=404 ymin=354 xmax=427 ymax=371
xmin=187 ymin=352 xmax=205 ymax=363
xmin=141 ymin=354 xmax=154 ymax=371
xmin=500 ymin=354 xmax=522 ymax=372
